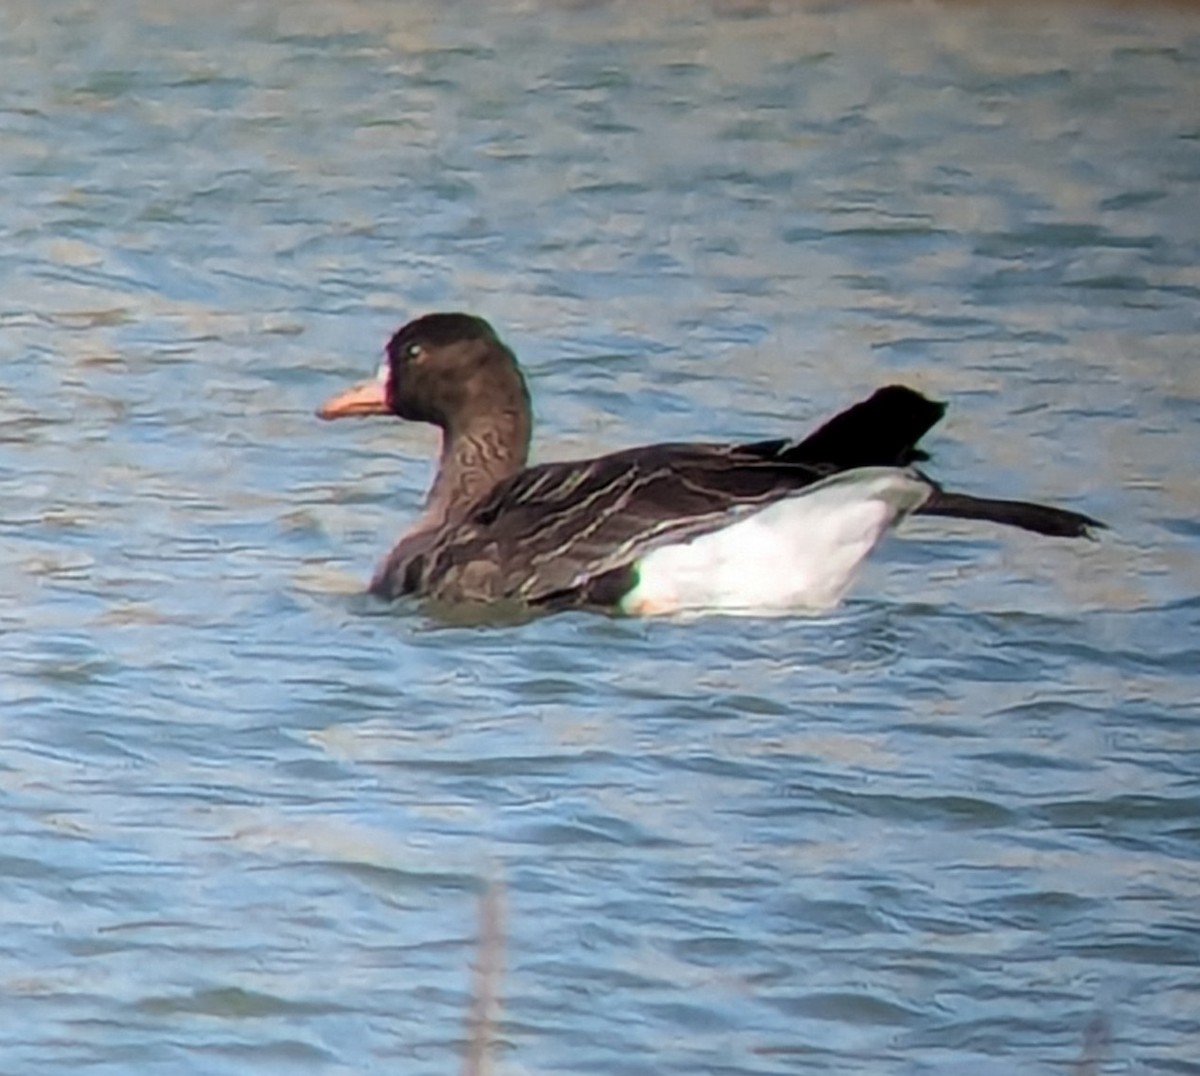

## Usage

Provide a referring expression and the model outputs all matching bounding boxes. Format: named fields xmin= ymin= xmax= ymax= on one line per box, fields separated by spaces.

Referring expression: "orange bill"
xmin=316 ymin=378 xmax=389 ymax=420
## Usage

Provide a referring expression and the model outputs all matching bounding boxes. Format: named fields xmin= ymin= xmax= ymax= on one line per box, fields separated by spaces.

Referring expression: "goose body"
xmin=317 ymin=313 xmax=1101 ymax=615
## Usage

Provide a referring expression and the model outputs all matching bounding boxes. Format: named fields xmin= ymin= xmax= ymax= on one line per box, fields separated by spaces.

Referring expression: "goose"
xmin=317 ymin=313 xmax=1101 ymax=615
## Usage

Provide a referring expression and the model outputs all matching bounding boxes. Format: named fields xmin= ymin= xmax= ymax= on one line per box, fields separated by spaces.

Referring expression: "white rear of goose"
xmin=621 ymin=467 xmax=931 ymax=616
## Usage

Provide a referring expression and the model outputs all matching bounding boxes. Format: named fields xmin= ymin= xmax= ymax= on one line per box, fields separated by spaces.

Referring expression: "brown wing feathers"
xmin=415 ymin=445 xmax=823 ymax=602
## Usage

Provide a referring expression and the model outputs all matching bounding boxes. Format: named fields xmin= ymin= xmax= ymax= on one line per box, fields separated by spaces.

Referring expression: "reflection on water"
xmin=2 ymin=1 xmax=1199 ymax=1073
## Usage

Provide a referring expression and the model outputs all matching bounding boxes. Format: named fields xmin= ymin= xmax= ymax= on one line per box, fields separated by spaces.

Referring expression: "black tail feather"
xmin=791 ymin=385 xmax=947 ymax=468
xmin=919 ymin=489 xmax=1104 ymax=539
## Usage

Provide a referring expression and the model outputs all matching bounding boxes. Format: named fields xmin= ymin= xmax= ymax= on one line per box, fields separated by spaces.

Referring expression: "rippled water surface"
xmin=2 ymin=1 xmax=1199 ymax=1072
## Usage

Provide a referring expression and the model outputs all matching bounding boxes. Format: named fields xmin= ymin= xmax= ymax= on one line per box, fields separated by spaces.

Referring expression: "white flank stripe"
xmin=621 ymin=467 xmax=931 ymax=616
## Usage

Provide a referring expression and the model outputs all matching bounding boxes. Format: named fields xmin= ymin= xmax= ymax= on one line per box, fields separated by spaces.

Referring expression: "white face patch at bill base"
xmin=620 ymin=467 xmax=931 ymax=616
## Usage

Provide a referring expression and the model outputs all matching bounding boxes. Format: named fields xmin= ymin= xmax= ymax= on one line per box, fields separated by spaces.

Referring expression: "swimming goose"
xmin=317 ymin=313 xmax=1101 ymax=615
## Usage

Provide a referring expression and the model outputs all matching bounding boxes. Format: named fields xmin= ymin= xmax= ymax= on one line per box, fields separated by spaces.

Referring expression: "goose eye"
xmin=404 ymin=341 xmax=424 ymax=361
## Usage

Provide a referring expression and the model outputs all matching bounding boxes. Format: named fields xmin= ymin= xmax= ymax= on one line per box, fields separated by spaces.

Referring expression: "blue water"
xmin=2 ymin=2 xmax=1199 ymax=1073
